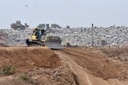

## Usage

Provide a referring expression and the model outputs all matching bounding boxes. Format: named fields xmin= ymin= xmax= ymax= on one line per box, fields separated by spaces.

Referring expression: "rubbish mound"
xmin=0 ymin=31 xmax=8 ymax=46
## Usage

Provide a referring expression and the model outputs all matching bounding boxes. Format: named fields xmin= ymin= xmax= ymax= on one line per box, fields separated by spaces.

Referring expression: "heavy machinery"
xmin=26 ymin=28 xmax=63 ymax=49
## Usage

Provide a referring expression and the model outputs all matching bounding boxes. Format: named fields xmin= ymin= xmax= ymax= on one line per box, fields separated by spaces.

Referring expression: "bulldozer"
xmin=26 ymin=28 xmax=63 ymax=49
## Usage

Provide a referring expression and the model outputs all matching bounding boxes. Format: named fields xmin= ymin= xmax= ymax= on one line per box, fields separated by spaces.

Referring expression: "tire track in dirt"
xmin=60 ymin=48 xmax=121 ymax=79
xmin=55 ymin=48 xmax=128 ymax=85
xmin=55 ymin=51 xmax=90 ymax=85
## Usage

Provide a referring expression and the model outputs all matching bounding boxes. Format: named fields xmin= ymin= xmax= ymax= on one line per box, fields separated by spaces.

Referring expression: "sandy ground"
xmin=0 ymin=47 xmax=128 ymax=85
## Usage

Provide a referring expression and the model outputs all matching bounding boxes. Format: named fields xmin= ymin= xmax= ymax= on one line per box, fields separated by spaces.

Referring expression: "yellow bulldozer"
xmin=26 ymin=28 xmax=63 ymax=49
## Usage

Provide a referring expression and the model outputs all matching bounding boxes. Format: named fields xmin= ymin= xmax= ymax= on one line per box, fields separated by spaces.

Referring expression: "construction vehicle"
xmin=26 ymin=28 xmax=63 ymax=49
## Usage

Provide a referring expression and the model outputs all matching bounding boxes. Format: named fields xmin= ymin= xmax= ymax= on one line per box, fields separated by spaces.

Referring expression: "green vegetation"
xmin=20 ymin=74 xmax=30 ymax=80
xmin=1 ymin=65 xmax=16 ymax=75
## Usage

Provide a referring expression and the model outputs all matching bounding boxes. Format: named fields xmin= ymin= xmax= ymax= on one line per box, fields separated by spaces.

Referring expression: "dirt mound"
xmin=101 ymin=47 xmax=128 ymax=62
xmin=0 ymin=47 xmax=61 ymax=72
xmin=59 ymin=48 xmax=122 ymax=80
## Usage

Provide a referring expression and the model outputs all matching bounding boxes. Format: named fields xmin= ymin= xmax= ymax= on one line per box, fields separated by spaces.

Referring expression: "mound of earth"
xmin=0 ymin=64 xmax=78 ymax=85
xmin=101 ymin=47 xmax=128 ymax=62
xmin=0 ymin=47 xmax=128 ymax=85
xmin=0 ymin=47 xmax=61 ymax=72
xmin=58 ymin=48 xmax=121 ymax=80
xmin=55 ymin=47 xmax=128 ymax=85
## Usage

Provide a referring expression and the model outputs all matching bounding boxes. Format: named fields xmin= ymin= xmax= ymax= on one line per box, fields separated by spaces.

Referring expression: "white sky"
xmin=0 ymin=0 xmax=128 ymax=28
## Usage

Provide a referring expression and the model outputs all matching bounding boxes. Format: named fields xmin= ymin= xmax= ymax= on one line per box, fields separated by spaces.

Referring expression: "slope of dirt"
xmin=0 ymin=47 xmax=79 ymax=85
xmin=57 ymin=48 xmax=121 ymax=79
xmin=55 ymin=47 xmax=128 ymax=85
xmin=0 ymin=64 xmax=78 ymax=85
xmin=55 ymin=51 xmax=128 ymax=85
xmin=0 ymin=47 xmax=61 ymax=72
xmin=100 ymin=47 xmax=128 ymax=62
xmin=0 ymin=47 xmax=128 ymax=85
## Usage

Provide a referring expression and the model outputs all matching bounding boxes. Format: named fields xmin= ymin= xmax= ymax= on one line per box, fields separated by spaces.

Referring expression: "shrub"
xmin=1 ymin=65 xmax=16 ymax=75
xmin=20 ymin=74 xmax=30 ymax=80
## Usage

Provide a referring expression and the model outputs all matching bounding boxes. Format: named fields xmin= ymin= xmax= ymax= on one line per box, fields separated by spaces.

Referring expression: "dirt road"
xmin=0 ymin=47 xmax=128 ymax=85
xmin=55 ymin=47 xmax=128 ymax=85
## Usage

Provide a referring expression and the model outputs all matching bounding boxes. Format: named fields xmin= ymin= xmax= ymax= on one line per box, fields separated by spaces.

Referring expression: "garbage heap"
xmin=1 ymin=26 xmax=128 ymax=47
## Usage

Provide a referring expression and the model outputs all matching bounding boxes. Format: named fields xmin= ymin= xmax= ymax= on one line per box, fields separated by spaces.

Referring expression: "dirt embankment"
xmin=57 ymin=48 xmax=121 ymax=79
xmin=0 ymin=47 xmax=128 ymax=85
xmin=55 ymin=47 xmax=128 ymax=85
xmin=0 ymin=47 xmax=78 ymax=85
xmin=0 ymin=47 xmax=61 ymax=72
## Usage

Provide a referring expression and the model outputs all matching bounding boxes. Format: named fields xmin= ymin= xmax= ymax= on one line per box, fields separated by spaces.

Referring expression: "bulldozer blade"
xmin=45 ymin=42 xmax=63 ymax=49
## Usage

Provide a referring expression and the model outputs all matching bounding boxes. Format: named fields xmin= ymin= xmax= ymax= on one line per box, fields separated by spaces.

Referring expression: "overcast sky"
xmin=0 ymin=0 xmax=128 ymax=28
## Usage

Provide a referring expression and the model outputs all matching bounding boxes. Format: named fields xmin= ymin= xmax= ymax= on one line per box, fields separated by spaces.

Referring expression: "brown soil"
xmin=55 ymin=47 xmax=128 ymax=85
xmin=0 ymin=47 xmax=61 ymax=72
xmin=0 ymin=47 xmax=78 ymax=85
xmin=0 ymin=47 xmax=128 ymax=85
xmin=57 ymin=47 xmax=121 ymax=79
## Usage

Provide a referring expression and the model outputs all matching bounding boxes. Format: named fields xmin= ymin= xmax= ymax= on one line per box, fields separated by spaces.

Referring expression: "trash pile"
xmin=1 ymin=26 xmax=128 ymax=47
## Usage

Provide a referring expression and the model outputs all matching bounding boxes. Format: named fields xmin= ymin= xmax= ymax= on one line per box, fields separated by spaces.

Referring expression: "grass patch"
xmin=1 ymin=65 xmax=16 ymax=75
xmin=20 ymin=74 xmax=31 ymax=80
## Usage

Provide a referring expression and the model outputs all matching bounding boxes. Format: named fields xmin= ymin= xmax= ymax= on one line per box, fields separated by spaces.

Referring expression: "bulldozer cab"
xmin=32 ymin=28 xmax=46 ymax=40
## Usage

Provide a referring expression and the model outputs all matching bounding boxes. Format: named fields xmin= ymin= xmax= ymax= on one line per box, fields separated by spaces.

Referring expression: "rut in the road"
xmin=57 ymin=48 xmax=121 ymax=80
